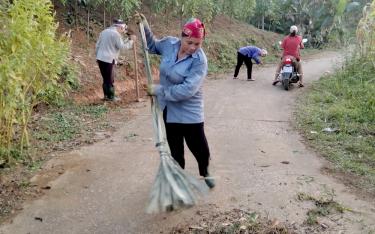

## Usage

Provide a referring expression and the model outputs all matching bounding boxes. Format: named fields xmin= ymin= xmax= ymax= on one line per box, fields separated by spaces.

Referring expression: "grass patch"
xmin=297 ymin=192 xmax=348 ymax=225
xmin=0 ymin=102 xmax=109 ymax=168
xmin=27 ymin=159 xmax=44 ymax=172
xmin=0 ymin=148 xmax=23 ymax=167
xmin=296 ymin=55 xmax=375 ymax=194
xmin=32 ymin=103 xmax=108 ymax=144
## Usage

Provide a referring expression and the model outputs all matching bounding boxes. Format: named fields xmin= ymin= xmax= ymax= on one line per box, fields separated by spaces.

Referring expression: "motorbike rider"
xmin=272 ymin=25 xmax=305 ymax=87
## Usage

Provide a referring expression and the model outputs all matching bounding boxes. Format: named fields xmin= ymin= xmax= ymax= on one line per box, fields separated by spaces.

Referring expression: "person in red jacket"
xmin=272 ymin=25 xmax=305 ymax=87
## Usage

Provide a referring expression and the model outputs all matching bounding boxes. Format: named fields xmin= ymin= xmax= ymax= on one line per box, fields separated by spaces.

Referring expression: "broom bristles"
xmin=146 ymin=153 xmax=209 ymax=213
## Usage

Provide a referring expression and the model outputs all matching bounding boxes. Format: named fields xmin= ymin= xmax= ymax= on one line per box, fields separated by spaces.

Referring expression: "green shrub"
xmin=0 ymin=0 xmax=76 ymax=164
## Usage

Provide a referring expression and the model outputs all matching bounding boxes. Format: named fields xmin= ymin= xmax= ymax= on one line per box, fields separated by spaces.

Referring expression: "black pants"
xmin=234 ymin=52 xmax=253 ymax=79
xmin=97 ymin=60 xmax=115 ymax=99
xmin=163 ymin=109 xmax=210 ymax=177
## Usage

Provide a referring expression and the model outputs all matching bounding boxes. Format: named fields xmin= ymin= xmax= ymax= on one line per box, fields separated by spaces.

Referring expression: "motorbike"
xmin=277 ymin=38 xmax=308 ymax=90
xmin=279 ymin=56 xmax=300 ymax=90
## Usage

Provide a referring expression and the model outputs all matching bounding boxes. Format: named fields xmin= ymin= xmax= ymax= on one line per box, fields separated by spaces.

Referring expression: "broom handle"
xmin=138 ymin=23 xmax=153 ymax=85
xmin=138 ymin=22 xmax=167 ymax=149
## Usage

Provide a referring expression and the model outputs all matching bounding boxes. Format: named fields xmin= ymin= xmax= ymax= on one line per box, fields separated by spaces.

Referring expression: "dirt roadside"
xmin=0 ymin=51 xmax=374 ymax=234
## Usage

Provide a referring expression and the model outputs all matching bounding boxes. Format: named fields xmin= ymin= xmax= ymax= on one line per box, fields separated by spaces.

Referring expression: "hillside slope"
xmin=53 ymin=2 xmax=282 ymax=103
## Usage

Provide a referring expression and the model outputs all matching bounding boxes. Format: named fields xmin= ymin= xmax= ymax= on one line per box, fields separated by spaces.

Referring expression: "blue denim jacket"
xmin=145 ymin=27 xmax=208 ymax=123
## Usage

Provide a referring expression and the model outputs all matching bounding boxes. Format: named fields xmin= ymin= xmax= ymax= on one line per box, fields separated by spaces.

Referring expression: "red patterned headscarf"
xmin=182 ymin=18 xmax=205 ymax=39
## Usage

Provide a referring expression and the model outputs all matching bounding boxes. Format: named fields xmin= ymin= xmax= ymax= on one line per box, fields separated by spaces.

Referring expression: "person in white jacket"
xmin=95 ymin=19 xmax=136 ymax=101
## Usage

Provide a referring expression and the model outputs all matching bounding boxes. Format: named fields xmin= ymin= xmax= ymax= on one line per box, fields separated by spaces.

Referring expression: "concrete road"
xmin=1 ymin=51 xmax=374 ymax=234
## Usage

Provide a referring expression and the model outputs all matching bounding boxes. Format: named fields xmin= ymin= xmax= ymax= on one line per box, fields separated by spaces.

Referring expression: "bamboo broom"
xmin=137 ymin=22 xmax=208 ymax=213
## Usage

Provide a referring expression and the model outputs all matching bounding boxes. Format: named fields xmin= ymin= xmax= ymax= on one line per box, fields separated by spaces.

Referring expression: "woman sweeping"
xmin=136 ymin=14 xmax=215 ymax=189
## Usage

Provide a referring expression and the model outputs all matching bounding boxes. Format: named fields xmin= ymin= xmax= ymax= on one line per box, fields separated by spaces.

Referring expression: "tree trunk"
xmin=165 ymin=8 xmax=169 ymax=27
xmin=87 ymin=8 xmax=90 ymax=42
xmin=262 ymin=14 xmax=265 ymax=30
xmin=75 ymin=0 xmax=78 ymax=31
xmin=179 ymin=7 xmax=184 ymax=28
xmin=103 ymin=1 xmax=106 ymax=28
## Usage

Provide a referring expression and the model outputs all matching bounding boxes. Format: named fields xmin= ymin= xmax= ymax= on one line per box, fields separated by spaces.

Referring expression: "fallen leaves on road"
xmin=170 ymin=208 xmax=296 ymax=233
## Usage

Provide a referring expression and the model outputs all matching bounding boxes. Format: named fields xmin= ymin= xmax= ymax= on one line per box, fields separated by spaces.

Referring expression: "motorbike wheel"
xmin=282 ymin=79 xmax=289 ymax=90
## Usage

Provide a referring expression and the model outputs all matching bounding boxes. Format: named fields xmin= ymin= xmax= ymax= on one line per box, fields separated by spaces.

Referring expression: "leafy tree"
xmin=181 ymin=0 xmax=216 ymax=23
xmin=343 ymin=1 xmax=369 ymax=36
xmin=220 ymin=0 xmax=256 ymax=22
xmin=59 ymin=0 xmax=140 ymax=31
xmin=149 ymin=0 xmax=218 ymax=24
xmin=59 ymin=0 xmax=81 ymax=29
xmin=267 ymin=0 xmax=371 ymax=47
xmin=253 ymin=0 xmax=274 ymax=30
xmin=117 ymin=0 xmax=140 ymax=20
xmin=78 ymin=0 xmax=101 ymax=41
